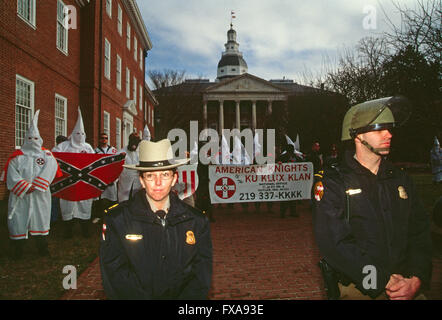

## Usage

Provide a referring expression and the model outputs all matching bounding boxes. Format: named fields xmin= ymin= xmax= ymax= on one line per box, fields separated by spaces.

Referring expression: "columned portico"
xmin=202 ymin=73 xmax=288 ymax=134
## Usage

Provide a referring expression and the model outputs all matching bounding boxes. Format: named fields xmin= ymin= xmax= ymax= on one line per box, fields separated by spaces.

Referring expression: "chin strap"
xmin=356 ymin=137 xmax=389 ymax=156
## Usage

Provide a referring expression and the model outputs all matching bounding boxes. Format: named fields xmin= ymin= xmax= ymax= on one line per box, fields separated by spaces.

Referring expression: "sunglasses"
xmin=100 ymin=137 xmax=108 ymax=140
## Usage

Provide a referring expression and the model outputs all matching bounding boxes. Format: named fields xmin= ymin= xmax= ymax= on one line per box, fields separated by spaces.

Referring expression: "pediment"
xmin=123 ymin=100 xmax=138 ymax=116
xmin=205 ymin=74 xmax=286 ymax=93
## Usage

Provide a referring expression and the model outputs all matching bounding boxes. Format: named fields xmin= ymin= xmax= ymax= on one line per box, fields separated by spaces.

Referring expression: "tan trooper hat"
xmin=123 ymin=139 xmax=189 ymax=171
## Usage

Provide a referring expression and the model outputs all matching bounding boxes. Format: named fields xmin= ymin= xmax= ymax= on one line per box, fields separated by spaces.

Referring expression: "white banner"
xmin=209 ymin=162 xmax=313 ymax=204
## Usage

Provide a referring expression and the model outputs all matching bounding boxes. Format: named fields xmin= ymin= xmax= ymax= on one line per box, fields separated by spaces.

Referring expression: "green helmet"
xmin=341 ymin=96 xmax=411 ymax=141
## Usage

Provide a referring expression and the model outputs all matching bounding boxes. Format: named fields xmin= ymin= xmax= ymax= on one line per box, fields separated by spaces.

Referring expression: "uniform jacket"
xmin=313 ymin=151 xmax=432 ymax=298
xmin=100 ymin=190 xmax=213 ymax=300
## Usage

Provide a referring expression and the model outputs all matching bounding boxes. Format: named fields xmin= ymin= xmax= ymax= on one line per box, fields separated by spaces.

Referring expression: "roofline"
xmin=205 ymin=73 xmax=290 ymax=93
xmin=144 ymin=82 xmax=159 ymax=106
xmin=123 ymin=0 xmax=153 ymax=50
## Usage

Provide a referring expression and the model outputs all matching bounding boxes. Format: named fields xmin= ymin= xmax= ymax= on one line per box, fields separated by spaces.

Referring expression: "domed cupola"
xmin=216 ymin=23 xmax=248 ymax=81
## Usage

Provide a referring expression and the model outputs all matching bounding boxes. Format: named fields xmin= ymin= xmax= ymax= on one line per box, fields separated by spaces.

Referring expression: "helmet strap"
xmin=356 ymin=137 xmax=389 ymax=156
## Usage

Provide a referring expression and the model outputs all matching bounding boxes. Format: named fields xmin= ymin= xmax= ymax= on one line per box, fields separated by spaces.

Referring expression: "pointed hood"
xmin=232 ymin=135 xmax=251 ymax=165
xmin=434 ymin=136 xmax=440 ymax=147
xmin=142 ymin=125 xmax=151 ymax=141
xmin=69 ymin=107 xmax=87 ymax=149
xmin=21 ymin=109 xmax=43 ymax=155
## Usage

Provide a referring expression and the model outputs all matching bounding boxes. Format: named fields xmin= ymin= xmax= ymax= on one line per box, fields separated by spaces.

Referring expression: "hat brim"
xmin=123 ymin=158 xmax=190 ymax=171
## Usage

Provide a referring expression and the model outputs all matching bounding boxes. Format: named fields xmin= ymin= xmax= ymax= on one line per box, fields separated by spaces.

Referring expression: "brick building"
xmin=0 ymin=0 xmax=157 ymax=200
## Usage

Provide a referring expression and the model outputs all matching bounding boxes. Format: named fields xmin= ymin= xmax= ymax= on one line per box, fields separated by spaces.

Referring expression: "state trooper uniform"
xmin=313 ymin=96 xmax=432 ymax=299
xmin=99 ymin=139 xmax=213 ymax=299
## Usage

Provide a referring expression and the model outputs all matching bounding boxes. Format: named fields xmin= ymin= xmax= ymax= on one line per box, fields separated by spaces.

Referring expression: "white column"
xmin=235 ymin=100 xmax=241 ymax=129
xmin=219 ymin=100 xmax=224 ymax=133
xmin=267 ymin=100 xmax=273 ymax=115
xmin=252 ymin=100 xmax=257 ymax=131
xmin=203 ymin=100 xmax=208 ymax=130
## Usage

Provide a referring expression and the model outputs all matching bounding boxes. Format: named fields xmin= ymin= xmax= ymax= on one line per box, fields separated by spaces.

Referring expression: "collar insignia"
xmin=398 ymin=186 xmax=408 ymax=199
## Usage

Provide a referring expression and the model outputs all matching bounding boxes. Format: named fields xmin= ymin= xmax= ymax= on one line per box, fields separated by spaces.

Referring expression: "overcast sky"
xmin=137 ymin=0 xmax=417 ymax=85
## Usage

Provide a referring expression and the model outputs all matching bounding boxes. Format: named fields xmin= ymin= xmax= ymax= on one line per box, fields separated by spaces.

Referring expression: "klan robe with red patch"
xmin=4 ymin=149 xmax=60 ymax=239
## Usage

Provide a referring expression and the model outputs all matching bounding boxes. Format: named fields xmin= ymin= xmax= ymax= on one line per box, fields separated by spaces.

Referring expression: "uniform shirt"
xmin=99 ymin=191 xmax=213 ymax=299
xmin=313 ymin=150 xmax=432 ymax=298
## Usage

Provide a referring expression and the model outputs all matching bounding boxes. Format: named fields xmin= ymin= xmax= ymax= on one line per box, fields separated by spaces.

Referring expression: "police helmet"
xmin=341 ymin=96 xmax=411 ymax=141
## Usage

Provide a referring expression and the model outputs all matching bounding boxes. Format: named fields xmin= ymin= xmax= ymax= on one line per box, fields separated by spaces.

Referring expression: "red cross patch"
xmin=36 ymin=158 xmax=45 ymax=166
xmin=214 ymin=177 xmax=236 ymax=199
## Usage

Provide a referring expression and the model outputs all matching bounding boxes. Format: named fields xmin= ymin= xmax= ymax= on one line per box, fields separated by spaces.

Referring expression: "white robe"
xmin=6 ymin=150 xmax=58 ymax=239
xmin=117 ymin=147 xmax=142 ymax=202
xmin=52 ymin=141 xmax=95 ymax=221
xmin=94 ymin=146 xmax=119 ymax=201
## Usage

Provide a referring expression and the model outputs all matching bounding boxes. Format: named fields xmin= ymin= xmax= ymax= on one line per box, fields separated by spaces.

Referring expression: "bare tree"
xmin=148 ymin=69 xmax=186 ymax=90
xmin=381 ymin=0 xmax=441 ymax=63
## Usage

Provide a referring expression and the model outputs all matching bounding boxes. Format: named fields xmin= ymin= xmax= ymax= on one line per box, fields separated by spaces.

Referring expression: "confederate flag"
xmin=51 ymin=152 xmax=125 ymax=201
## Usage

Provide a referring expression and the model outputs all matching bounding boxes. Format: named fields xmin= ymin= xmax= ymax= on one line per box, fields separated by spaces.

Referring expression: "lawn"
xmin=0 ymin=172 xmax=440 ymax=300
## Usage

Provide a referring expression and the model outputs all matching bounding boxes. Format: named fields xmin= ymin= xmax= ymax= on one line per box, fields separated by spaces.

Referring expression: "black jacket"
xmin=99 ymin=190 xmax=213 ymax=300
xmin=313 ymin=151 xmax=432 ymax=298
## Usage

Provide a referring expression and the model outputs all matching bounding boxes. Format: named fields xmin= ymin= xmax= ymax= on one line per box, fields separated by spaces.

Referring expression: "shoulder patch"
xmin=314 ymin=181 xmax=324 ymax=201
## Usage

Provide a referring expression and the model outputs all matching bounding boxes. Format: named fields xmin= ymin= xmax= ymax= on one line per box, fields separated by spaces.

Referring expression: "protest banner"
xmin=209 ymin=162 xmax=313 ymax=204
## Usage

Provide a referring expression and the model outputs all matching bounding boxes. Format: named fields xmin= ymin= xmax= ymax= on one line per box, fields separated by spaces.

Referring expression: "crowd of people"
xmin=1 ymin=95 xmax=438 ymax=300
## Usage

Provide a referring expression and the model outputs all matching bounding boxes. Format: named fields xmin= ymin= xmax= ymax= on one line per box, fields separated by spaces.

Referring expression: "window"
xmin=104 ymin=38 xmax=111 ymax=79
xmin=126 ymin=68 xmax=130 ymax=98
xmin=106 ymin=0 xmax=112 ymax=18
xmin=117 ymin=4 xmax=122 ymax=35
xmin=133 ymin=77 xmax=137 ymax=106
xmin=116 ymin=54 xmax=121 ymax=90
xmin=103 ymin=111 xmax=110 ymax=144
xmin=139 ymin=48 xmax=143 ymax=70
xmin=55 ymin=94 xmax=67 ymax=138
xmin=147 ymin=103 xmax=150 ymax=125
xmin=151 ymin=109 xmax=154 ymax=127
xmin=126 ymin=23 xmax=131 ymax=49
xmin=15 ymin=75 xmax=35 ymax=147
xmin=17 ymin=0 xmax=36 ymax=27
xmin=139 ymin=85 xmax=142 ymax=111
xmin=134 ymin=37 xmax=138 ymax=61
xmin=116 ymin=117 xmax=121 ymax=150
xmin=57 ymin=0 xmax=68 ymax=54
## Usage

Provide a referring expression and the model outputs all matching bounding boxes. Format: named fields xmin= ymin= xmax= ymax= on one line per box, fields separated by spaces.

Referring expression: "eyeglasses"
xmin=100 ymin=137 xmax=108 ymax=140
xmin=143 ymin=171 xmax=174 ymax=181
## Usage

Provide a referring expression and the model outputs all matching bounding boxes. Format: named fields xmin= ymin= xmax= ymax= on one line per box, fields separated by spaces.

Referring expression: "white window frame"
xmin=139 ymin=84 xmax=142 ymax=111
xmin=56 ymin=0 xmax=69 ymax=54
xmin=103 ymin=111 xmax=110 ymax=144
xmin=146 ymin=102 xmax=150 ymax=125
xmin=117 ymin=4 xmax=122 ymax=35
xmin=116 ymin=117 xmax=121 ymax=150
xmin=151 ymin=109 xmax=154 ymax=127
xmin=106 ymin=0 xmax=112 ymax=18
xmin=17 ymin=0 xmax=36 ymax=28
xmin=126 ymin=68 xmax=130 ymax=98
xmin=139 ymin=48 xmax=143 ymax=70
xmin=134 ymin=37 xmax=138 ymax=61
xmin=15 ymin=75 xmax=35 ymax=148
xmin=133 ymin=76 xmax=137 ymax=106
xmin=126 ymin=23 xmax=131 ymax=50
xmin=116 ymin=54 xmax=122 ymax=90
xmin=104 ymin=38 xmax=111 ymax=80
xmin=55 ymin=93 xmax=67 ymax=138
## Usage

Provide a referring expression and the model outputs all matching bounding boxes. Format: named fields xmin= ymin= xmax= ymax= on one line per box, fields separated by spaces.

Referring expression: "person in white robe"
xmin=52 ymin=108 xmax=95 ymax=238
xmin=117 ymin=132 xmax=142 ymax=202
xmin=2 ymin=110 xmax=59 ymax=258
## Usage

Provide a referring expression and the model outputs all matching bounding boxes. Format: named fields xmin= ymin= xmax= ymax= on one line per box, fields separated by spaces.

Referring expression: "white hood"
xmin=69 ymin=107 xmax=87 ymax=149
xmin=21 ymin=109 xmax=43 ymax=156
xmin=142 ymin=125 xmax=151 ymax=141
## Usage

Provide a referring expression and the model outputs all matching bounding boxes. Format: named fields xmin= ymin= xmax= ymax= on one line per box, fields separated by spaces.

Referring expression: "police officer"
xmin=313 ymin=96 xmax=432 ymax=300
xmin=99 ymin=139 xmax=213 ymax=299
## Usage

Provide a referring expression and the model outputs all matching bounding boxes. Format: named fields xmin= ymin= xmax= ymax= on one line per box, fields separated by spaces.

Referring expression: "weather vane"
xmin=230 ymin=10 xmax=236 ymax=27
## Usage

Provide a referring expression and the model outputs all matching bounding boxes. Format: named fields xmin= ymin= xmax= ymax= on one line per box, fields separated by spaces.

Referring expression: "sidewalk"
xmin=60 ymin=201 xmax=442 ymax=300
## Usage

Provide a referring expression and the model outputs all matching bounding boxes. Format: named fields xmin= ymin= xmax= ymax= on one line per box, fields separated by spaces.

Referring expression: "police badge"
xmin=398 ymin=186 xmax=408 ymax=199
